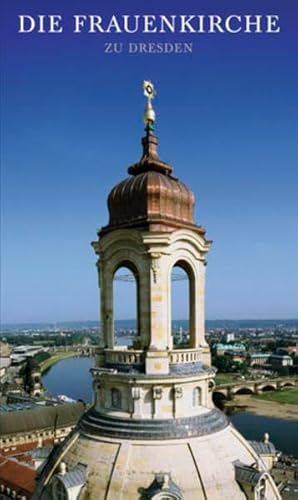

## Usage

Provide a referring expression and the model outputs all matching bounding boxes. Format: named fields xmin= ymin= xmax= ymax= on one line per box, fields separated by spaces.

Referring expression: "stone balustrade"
xmin=97 ymin=347 xmax=203 ymax=368
xmin=169 ymin=348 xmax=202 ymax=364
xmin=105 ymin=349 xmax=144 ymax=365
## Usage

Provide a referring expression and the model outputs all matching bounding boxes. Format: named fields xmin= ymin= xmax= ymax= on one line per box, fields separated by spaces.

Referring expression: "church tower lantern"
xmin=34 ymin=82 xmax=281 ymax=500
xmin=93 ymin=80 xmax=211 ymax=376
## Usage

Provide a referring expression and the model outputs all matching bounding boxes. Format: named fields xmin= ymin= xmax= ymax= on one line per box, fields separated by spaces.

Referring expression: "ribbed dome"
xmin=103 ymin=131 xmax=200 ymax=234
xmin=108 ymin=170 xmax=195 ymax=227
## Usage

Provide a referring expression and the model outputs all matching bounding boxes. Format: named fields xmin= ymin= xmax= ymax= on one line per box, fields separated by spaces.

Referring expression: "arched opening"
xmin=171 ymin=261 xmax=195 ymax=349
xmin=111 ymin=388 xmax=122 ymax=409
xmin=113 ymin=264 xmax=139 ymax=347
xmin=53 ymin=479 xmax=68 ymax=500
xmin=192 ymin=387 xmax=201 ymax=407
xmin=208 ymin=380 xmax=215 ymax=392
xmin=212 ymin=391 xmax=227 ymax=410
xmin=261 ymin=385 xmax=275 ymax=392
xmin=234 ymin=387 xmax=254 ymax=395
xmin=256 ymin=476 xmax=267 ymax=500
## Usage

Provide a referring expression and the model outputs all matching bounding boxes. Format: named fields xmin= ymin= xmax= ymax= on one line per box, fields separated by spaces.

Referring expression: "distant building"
xmin=269 ymin=354 xmax=293 ymax=367
xmin=0 ymin=454 xmax=36 ymax=499
xmin=225 ymin=351 xmax=246 ymax=363
xmin=0 ymin=359 xmax=11 ymax=382
xmin=10 ymin=346 xmax=48 ymax=366
xmin=250 ymin=353 xmax=271 ymax=366
xmin=215 ymin=343 xmax=246 ymax=356
xmin=224 ymin=332 xmax=235 ymax=343
xmin=250 ymin=353 xmax=293 ymax=368
xmin=0 ymin=403 xmax=85 ymax=450
xmin=0 ymin=342 xmax=12 ymax=358
xmin=288 ymin=346 xmax=298 ymax=354
xmin=279 ymin=480 xmax=298 ymax=500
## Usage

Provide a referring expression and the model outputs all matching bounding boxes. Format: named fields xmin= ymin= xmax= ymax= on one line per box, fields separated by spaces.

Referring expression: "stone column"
xmin=148 ymin=253 xmax=169 ymax=351
xmin=173 ymin=385 xmax=183 ymax=418
xmin=152 ymin=385 xmax=163 ymax=418
xmin=131 ymin=386 xmax=142 ymax=419
xmin=101 ymin=267 xmax=114 ymax=348
xmin=196 ymin=260 xmax=208 ymax=347
xmin=138 ymin=270 xmax=151 ymax=349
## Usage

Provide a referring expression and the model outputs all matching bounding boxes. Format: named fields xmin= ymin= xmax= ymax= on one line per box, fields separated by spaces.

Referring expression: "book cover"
xmin=1 ymin=2 xmax=298 ymax=497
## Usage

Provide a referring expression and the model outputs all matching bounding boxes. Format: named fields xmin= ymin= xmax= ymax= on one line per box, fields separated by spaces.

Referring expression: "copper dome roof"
xmin=101 ymin=131 xmax=204 ymax=235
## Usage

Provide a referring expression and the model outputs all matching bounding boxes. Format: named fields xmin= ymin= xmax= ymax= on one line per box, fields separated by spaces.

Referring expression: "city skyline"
xmin=1 ymin=0 xmax=298 ymax=323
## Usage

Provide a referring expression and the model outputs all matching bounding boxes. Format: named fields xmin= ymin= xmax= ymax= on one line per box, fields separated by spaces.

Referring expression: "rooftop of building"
xmin=0 ymin=402 xmax=36 ymax=413
xmin=0 ymin=455 xmax=36 ymax=496
xmin=250 ymin=353 xmax=271 ymax=358
xmin=0 ymin=402 xmax=85 ymax=437
xmin=249 ymin=440 xmax=277 ymax=456
xmin=270 ymin=354 xmax=292 ymax=360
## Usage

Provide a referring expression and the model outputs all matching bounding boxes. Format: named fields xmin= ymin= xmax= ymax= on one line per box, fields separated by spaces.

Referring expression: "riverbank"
xmin=225 ymin=394 xmax=298 ymax=421
xmin=39 ymin=351 xmax=79 ymax=374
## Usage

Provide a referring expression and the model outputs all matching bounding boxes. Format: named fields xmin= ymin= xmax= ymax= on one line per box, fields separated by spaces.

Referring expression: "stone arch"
xmin=140 ymin=472 xmax=183 ymax=500
xmin=260 ymin=385 xmax=276 ymax=392
xmin=167 ymin=230 xmax=208 ymax=350
xmin=256 ymin=472 xmax=271 ymax=500
xmin=192 ymin=387 xmax=202 ymax=407
xmin=113 ymin=261 xmax=140 ymax=347
xmin=233 ymin=387 xmax=254 ymax=395
xmin=208 ymin=380 xmax=215 ymax=392
xmin=95 ymin=229 xmax=149 ymax=349
xmin=212 ymin=391 xmax=228 ymax=409
xmin=280 ymin=381 xmax=295 ymax=388
xmin=170 ymin=259 xmax=196 ymax=349
xmin=110 ymin=387 xmax=122 ymax=409
xmin=52 ymin=478 xmax=68 ymax=500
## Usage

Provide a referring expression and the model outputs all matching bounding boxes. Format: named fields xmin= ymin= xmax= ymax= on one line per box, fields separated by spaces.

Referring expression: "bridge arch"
xmin=279 ymin=381 xmax=295 ymax=388
xmin=259 ymin=384 xmax=276 ymax=392
xmin=233 ymin=387 xmax=254 ymax=396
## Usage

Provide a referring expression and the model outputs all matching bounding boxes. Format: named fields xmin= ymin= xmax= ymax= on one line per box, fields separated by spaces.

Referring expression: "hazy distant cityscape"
xmin=1 ymin=316 xmax=298 ymax=498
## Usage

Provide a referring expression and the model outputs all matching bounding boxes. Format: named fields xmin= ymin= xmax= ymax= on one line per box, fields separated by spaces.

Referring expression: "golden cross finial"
xmin=143 ymin=80 xmax=156 ymax=130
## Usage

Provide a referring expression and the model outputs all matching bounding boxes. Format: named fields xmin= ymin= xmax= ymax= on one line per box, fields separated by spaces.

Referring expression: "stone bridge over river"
xmin=214 ymin=376 xmax=297 ymax=400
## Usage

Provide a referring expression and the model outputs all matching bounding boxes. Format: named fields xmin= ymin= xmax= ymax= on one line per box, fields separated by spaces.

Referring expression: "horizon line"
xmin=1 ymin=317 xmax=298 ymax=327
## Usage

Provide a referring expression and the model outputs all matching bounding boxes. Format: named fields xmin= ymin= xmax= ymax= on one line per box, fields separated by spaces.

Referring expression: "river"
xmin=43 ymin=357 xmax=298 ymax=457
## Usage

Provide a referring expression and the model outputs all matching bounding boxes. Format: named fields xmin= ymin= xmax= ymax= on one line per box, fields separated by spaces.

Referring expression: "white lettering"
xmin=244 ymin=15 xmax=262 ymax=33
xmin=122 ymin=15 xmax=139 ymax=34
xmin=180 ymin=15 xmax=196 ymax=33
xmin=18 ymin=15 xmax=63 ymax=34
xmin=143 ymin=15 xmax=157 ymax=33
xmin=89 ymin=16 xmax=105 ymax=33
xmin=159 ymin=15 xmax=176 ymax=33
xmin=208 ymin=15 xmax=224 ymax=33
xmin=129 ymin=43 xmax=138 ymax=53
xmin=49 ymin=15 xmax=63 ymax=33
xmin=225 ymin=15 xmax=242 ymax=34
xmin=18 ymin=15 xmax=36 ymax=33
xmin=106 ymin=15 xmax=122 ymax=33
xmin=74 ymin=15 xmax=87 ymax=33
xmin=266 ymin=15 xmax=280 ymax=33
xmin=196 ymin=15 xmax=206 ymax=33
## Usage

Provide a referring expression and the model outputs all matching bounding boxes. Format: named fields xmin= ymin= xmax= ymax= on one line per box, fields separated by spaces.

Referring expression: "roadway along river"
xmin=43 ymin=356 xmax=298 ymax=457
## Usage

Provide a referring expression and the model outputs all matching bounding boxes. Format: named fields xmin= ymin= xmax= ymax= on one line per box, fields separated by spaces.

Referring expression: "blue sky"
xmin=1 ymin=1 xmax=298 ymax=323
